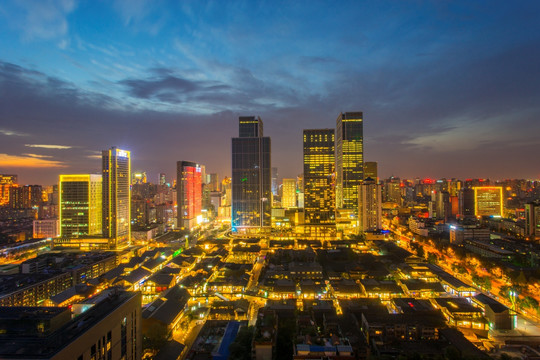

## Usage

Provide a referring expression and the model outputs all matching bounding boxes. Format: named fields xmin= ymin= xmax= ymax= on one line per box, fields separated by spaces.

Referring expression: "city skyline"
xmin=1 ymin=1 xmax=540 ymax=184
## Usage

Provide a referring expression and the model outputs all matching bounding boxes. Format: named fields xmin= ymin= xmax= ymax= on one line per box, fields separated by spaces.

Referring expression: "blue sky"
xmin=1 ymin=0 xmax=540 ymax=184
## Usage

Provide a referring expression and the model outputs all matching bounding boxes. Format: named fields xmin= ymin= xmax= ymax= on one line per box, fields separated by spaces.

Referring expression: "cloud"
xmin=22 ymin=153 xmax=54 ymax=158
xmin=0 ymin=153 xmax=66 ymax=168
xmin=113 ymin=0 xmax=168 ymax=35
xmin=25 ymin=144 xmax=72 ymax=149
xmin=57 ymin=38 xmax=70 ymax=49
xmin=0 ymin=128 xmax=28 ymax=136
xmin=120 ymin=75 xmax=201 ymax=99
xmin=1 ymin=0 xmax=76 ymax=40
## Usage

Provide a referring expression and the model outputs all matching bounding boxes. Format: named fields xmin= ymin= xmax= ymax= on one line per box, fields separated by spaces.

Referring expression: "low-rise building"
xmin=472 ymin=293 xmax=514 ymax=330
xmin=399 ymin=279 xmax=446 ymax=298
xmin=0 ymin=290 xmax=141 ymax=360
xmin=142 ymin=285 xmax=190 ymax=335
xmin=432 ymin=297 xmax=489 ymax=337
xmin=359 ymin=279 xmax=404 ymax=300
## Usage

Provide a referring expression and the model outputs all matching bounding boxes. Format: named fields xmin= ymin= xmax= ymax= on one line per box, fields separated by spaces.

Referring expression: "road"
xmin=386 ymin=221 xmax=540 ymax=325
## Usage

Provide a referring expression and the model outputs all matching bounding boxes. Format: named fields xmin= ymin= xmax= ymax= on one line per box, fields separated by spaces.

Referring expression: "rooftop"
xmin=0 ymin=291 xmax=139 ymax=358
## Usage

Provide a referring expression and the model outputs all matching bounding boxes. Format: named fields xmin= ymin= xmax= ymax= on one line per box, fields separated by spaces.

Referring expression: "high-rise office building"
xmin=232 ymin=116 xmax=271 ymax=229
xmin=221 ymin=177 xmax=232 ymax=206
xmin=358 ymin=178 xmax=382 ymax=232
xmin=303 ymin=129 xmax=335 ymax=229
xmin=9 ymin=184 xmax=42 ymax=209
xmin=474 ymin=186 xmax=504 ymax=217
xmin=102 ymin=147 xmax=131 ymax=249
xmin=271 ymin=167 xmax=279 ymax=196
xmin=132 ymin=172 xmax=147 ymax=185
xmin=200 ymin=165 xmax=206 ymax=185
xmin=435 ymin=190 xmax=451 ymax=221
xmin=159 ymin=173 xmax=166 ymax=186
xmin=525 ymin=202 xmax=540 ymax=241
xmin=363 ymin=162 xmax=378 ymax=182
xmin=296 ymin=174 xmax=304 ymax=208
xmin=176 ymin=161 xmax=203 ymax=231
xmin=0 ymin=174 xmax=17 ymax=206
xmin=208 ymin=173 xmax=220 ymax=192
xmin=383 ymin=177 xmax=401 ymax=204
xmin=281 ymin=178 xmax=297 ymax=209
xmin=336 ymin=112 xmax=363 ymax=212
xmin=458 ymin=188 xmax=475 ymax=218
xmin=59 ymin=174 xmax=102 ymax=238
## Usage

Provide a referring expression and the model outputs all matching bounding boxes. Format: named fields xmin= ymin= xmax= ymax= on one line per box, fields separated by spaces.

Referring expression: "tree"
xmin=416 ymin=246 xmax=425 ymax=258
xmin=482 ymin=277 xmax=492 ymax=292
xmin=229 ymin=326 xmax=254 ymax=360
xmin=522 ymin=296 xmax=539 ymax=313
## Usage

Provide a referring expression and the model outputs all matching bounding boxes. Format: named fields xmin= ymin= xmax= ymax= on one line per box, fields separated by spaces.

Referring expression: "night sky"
xmin=1 ymin=1 xmax=540 ymax=185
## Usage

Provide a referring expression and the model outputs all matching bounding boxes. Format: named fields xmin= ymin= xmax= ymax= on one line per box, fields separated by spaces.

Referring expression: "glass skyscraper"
xmin=303 ymin=129 xmax=336 ymax=225
xmin=102 ymin=147 xmax=131 ymax=249
xmin=336 ymin=112 xmax=363 ymax=212
xmin=177 ymin=161 xmax=203 ymax=231
xmin=232 ymin=116 xmax=271 ymax=229
xmin=59 ymin=174 xmax=102 ymax=238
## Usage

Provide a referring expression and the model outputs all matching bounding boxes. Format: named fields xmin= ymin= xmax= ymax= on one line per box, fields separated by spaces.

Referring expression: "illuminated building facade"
xmin=9 ymin=184 xmax=42 ymax=209
xmin=303 ymin=129 xmax=335 ymax=237
xmin=221 ymin=177 xmax=231 ymax=206
xmin=383 ymin=177 xmax=401 ymax=204
xmin=363 ymin=162 xmax=378 ymax=182
xmin=132 ymin=172 xmax=147 ymax=184
xmin=208 ymin=173 xmax=220 ymax=192
xmin=525 ymin=202 xmax=540 ymax=241
xmin=271 ymin=167 xmax=279 ymax=196
xmin=33 ymin=219 xmax=59 ymax=239
xmin=102 ymin=147 xmax=131 ymax=249
xmin=232 ymin=116 xmax=272 ymax=229
xmin=473 ymin=186 xmax=504 ymax=217
xmin=176 ymin=161 xmax=203 ymax=230
xmin=0 ymin=174 xmax=17 ymax=206
xmin=282 ymin=178 xmax=297 ymax=208
xmin=358 ymin=178 xmax=382 ymax=232
xmin=59 ymin=174 xmax=102 ymax=238
xmin=336 ymin=112 xmax=363 ymax=212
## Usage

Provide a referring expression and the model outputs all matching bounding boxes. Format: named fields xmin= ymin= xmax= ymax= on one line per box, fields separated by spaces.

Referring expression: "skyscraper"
xmin=281 ymin=178 xmax=297 ymax=209
xmin=177 ymin=161 xmax=203 ymax=231
xmin=525 ymin=202 xmax=540 ymax=241
xmin=132 ymin=172 xmax=147 ymax=185
xmin=232 ymin=116 xmax=271 ymax=230
xmin=208 ymin=173 xmax=220 ymax=192
xmin=473 ymin=186 xmax=504 ymax=217
xmin=358 ymin=178 xmax=382 ymax=232
xmin=0 ymin=174 xmax=17 ymax=206
xmin=383 ymin=177 xmax=401 ymax=204
xmin=363 ymin=162 xmax=378 ymax=182
xmin=303 ymin=129 xmax=335 ymax=238
xmin=9 ymin=184 xmax=42 ymax=209
xmin=271 ymin=167 xmax=279 ymax=196
xmin=102 ymin=147 xmax=131 ymax=249
xmin=59 ymin=174 xmax=102 ymax=238
xmin=335 ymin=112 xmax=363 ymax=212
xmin=458 ymin=188 xmax=475 ymax=218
